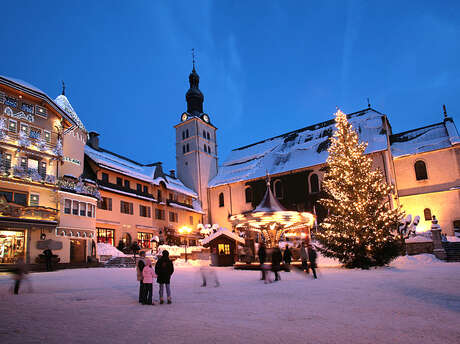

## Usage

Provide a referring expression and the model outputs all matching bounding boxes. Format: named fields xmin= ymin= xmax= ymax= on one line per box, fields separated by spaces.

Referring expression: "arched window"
xmin=208 ymin=146 xmax=211 ymax=154
xmin=203 ymin=130 xmax=206 ymax=138
xmin=274 ymin=179 xmax=284 ymax=199
xmin=186 ymin=143 xmax=190 ymax=152
xmin=414 ymin=160 xmax=428 ymax=180
xmin=203 ymin=144 xmax=207 ymax=153
xmin=207 ymin=132 xmax=210 ymax=140
xmin=424 ymin=208 xmax=432 ymax=221
xmin=310 ymin=173 xmax=320 ymax=193
xmin=182 ymin=145 xmax=186 ymax=154
xmin=182 ymin=131 xmax=185 ymax=140
xmin=245 ymin=187 xmax=252 ymax=203
xmin=218 ymin=193 xmax=224 ymax=207
xmin=186 ymin=129 xmax=189 ymax=138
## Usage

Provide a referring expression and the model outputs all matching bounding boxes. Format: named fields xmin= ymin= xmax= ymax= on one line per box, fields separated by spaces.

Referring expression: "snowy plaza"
xmin=1 ymin=256 xmax=460 ymax=344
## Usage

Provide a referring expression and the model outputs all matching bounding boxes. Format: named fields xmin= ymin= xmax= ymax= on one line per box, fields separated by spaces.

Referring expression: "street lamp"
xmin=178 ymin=226 xmax=192 ymax=262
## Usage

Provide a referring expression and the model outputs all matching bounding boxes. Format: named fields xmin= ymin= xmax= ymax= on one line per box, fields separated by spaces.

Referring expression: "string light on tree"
xmin=316 ymin=109 xmax=404 ymax=269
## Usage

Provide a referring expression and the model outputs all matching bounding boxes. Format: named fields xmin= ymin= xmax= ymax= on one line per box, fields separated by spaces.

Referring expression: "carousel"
xmin=229 ymin=177 xmax=315 ymax=248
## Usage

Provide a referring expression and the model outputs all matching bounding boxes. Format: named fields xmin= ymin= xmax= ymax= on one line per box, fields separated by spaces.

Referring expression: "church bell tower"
xmin=175 ymin=61 xmax=218 ymax=224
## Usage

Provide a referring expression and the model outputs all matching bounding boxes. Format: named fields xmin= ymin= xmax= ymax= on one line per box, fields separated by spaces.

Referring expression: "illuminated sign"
xmin=63 ymin=157 xmax=81 ymax=166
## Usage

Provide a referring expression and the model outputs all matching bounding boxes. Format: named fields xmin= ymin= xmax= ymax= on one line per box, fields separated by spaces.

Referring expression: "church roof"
xmin=390 ymin=118 xmax=460 ymax=158
xmin=209 ymin=108 xmax=389 ymax=188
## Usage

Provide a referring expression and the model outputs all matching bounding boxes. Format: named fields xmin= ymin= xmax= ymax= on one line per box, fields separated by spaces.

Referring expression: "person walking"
xmin=43 ymin=248 xmax=53 ymax=271
xmin=271 ymin=246 xmax=282 ymax=281
xmin=300 ymin=242 xmax=309 ymax=274
xmin=142 ymin=260 xmax=156 ymax=305
xmin=136 ymin=251 xmax=150 ymax=304
xmin=11 ymin=256 xmax=27 ymax=294
xmin=258 ymin=242 xmax=267 ymax=281
xmin=307 ymin=244 xmax=318 ymax=279
xmin=155 ymin=250 xmax=174 ymax=304
xmin=283 ymin=245 xmax=292 ymax=271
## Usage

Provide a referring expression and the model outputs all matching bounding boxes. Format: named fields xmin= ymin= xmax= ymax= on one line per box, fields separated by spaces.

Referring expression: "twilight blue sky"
xmin=1 ymin=1 xmax=459 ymax=170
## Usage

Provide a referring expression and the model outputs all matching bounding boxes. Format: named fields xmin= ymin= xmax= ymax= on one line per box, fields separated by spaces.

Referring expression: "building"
xmin=84 ymin=133 xmax=204 ymax=250
xmin=0 ymin=76 xmax=98 ymax=265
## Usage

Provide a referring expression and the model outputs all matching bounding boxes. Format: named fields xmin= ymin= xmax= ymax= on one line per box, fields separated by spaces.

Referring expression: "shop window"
xmin=310 ymin=174 xmax=320 ymax=193
xmin=72 ymin=200 xmax=79 ymax=215
xmin=140 ymin=205 xmax=151 ymax=218
xmin=424 ymin=208 xmax=432 ymax=221
xmin=138 ymin=232 xmax=153 ymax=249
xmin=64 ymin=199 xmax=71 ymax=214
xmin=97 ymin=228 xmax=114 ymax=245
xmin=120 ymin=201 xmax=133 ymax=215
xmin=415 ymin=161 xmax=428 ymax=181
xmin=218 ymin=193 xmax=224 ymax=207
xmin=0 ymin=230 xmax=25 ymax=263
xmin=30 ymin=194 xmax=39 ymax=207
xmin=245 ymin=187 xmax=252 ymax=203
xmin=274 ymin=179 xmax=284 ymax=199
xmin=218 ymin=244 xmax=230 ymax=255
xmin=79 ymin=202 xmax=86 ymax=216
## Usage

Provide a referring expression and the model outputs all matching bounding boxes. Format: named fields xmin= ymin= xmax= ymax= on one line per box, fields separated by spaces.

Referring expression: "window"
xmin=97 ymin=228 xmax=114 ymax=245
xmin=35 ymin=105 xmax=47 ymax=118
xmin=204 ymin=144 xmax=207 ymax=153
xmin=208 ymin=146 xmax=211 ymax=154
xmin=0 ymin=190 xmax=27 ymax=206
xmin=157 ymin=190 xmax=162 ymax=202
xmin=310 ymin=174 xmax=320 ymax=193
xmin=20 ymin=123 xmax=28 ymax=134
xmin=183 ymin=145 xmax=186 ymax=154
xmin=8 ymin=119 xmax=17 ymax=132
xmin=186 ymin=129 xmax=189 ymax=138
xmin=189 ymin=215 xmax=194 ymax=225
xmin=143 ymin=185 xmax=148 ymax=194
xmin=182 ymin=131 xmax=185 ymax=140
xmin=218 ymin=244 xmax=230 ymax=255
xmin=203 ymin=130 xmax=206 ymax=138
xmin=72 ymin=200 xmax=79 ymax=215
xmin=186 ymin=143 xmax=189 ymax=152
xmin=155 ymin=208 xmax=165 ymax=220
xmin=168 ymin=193 xmax=173 ymax=201
xmin=245 ymin=187 xmax=252 ymax=203
xmin=21 ymin=103 xmax=33 ymax=113
xmin=4 ymin=96 xmax=17 ymax=108
xmin=3 ymin=153 xmax=11 ymax=171
xmin=120 ymin=201 xmax=133 ymax=215
xmin=98 ymin=197 xmax=112 ymax=211
xmin=87 ymin=204 xmax=94 ymax=217
xmin=139 ymin=205 xmax=151 ymax=218
xmin=138 ymin=232 xmax=153 ymax=249
xmin=79 ymin=202 xmax=86 ymax=216
xmin=169 ymin=212 xmax=178 ymax=222
xmin=44 ymin=130 xmax=51 ymax=143
xmin=116 ymin=177 xmax=122 ymax=186
xmin=64 ymin=199 xmax=71 ymax=214
xmin=137 ymin=183 xmax=142 ymax=192
xmin=274 ymin=179 xmax=284 ymax=199
xmin=207 ymin=132 xmax=210 ymax=140
xmin=101 ymin=172 xmax=109 ymax=183
xmin=218 ymin=192 xmax=224 ymax=207
xmin=39 ymin=161 xmax=46 ymax=179
xmin=30 ymin=194 xmax=39 ymax=207
xmin=20 ymin=157 xmax=27 ymax=169
xmin=28 ymin=158 xmax=38 ymax=170
xmin=415 ymin=161 xmax=428 ymax=180
xmin=124 ymin=180 xmax=130 ymax=189
xmin=29 ymin=127 xmax=41 ymax=139
xmin=424 ymin=208 xmax=432 ymax=221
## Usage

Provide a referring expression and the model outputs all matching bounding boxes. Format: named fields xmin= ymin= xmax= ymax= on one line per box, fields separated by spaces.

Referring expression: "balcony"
xmin=0 ymin=166 xmax=56 ymax=184
xmin=0 ymin=196 xmax=58 ymax=222
xmin=0 ymin=130 xmax=62 ymax=157
xmin=58 ymin=176 xmax=100 ymax=199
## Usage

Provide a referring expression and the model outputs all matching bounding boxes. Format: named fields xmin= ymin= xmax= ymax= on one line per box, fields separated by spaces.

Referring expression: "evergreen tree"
xmin=317 ymin=110 xmax=404 ymax=268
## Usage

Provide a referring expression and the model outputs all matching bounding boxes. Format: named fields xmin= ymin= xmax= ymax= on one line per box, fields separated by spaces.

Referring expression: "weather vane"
xmin=192 ymin=48 xmax=196 ymax=69
xmin=61 ymin=80 xmax=66 ymax=96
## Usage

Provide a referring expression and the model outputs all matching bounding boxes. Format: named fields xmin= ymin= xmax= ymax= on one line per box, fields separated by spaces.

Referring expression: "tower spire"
xmin=192 ymin=48 xmax=196 ymax=71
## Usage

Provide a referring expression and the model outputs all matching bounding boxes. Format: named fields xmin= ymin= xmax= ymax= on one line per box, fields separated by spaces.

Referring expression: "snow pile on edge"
xmin=97 ymin=243 xmax=127 ymax=257
xmin=391 ymin=254 xmax=441 ymax=268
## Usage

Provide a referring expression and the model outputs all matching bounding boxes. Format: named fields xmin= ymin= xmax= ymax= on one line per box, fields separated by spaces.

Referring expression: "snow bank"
xmin=391 ymin=254 xmax=441 ymax=268
xmin=97 ymin=243 xmax=127 ymax=257
xmin=158 ymin=245 xmax=204 ymax=257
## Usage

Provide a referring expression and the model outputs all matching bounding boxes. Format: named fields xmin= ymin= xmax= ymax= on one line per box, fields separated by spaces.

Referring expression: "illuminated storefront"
xmin=97 ymin=228 xmax=115 ymax=245
xmin=0 ymin=230 xmax=25 ymax=263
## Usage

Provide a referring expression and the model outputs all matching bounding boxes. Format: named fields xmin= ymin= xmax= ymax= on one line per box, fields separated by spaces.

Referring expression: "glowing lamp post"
xmin=178 ymin=226 xmax=192 ymax=262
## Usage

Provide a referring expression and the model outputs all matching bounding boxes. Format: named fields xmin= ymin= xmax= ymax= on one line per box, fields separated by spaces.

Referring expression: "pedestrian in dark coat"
xmin=136 ymin=251 xmax=150 ymax=304
xmin=283 ymin=246 xmax=292 ymax=271
xmin=307 ymin=244 xmax=318 ymax=279
xmin=271 ymin=247 xmax=282 ymax=281
xmin=11 ymin=256 xmax=27 ymax=294
xmin=300 ymin=242 xmax=309 ymax=274
xmin=155 ymin=250 xmax=174 ymax=304
xmin=258 ymin=243 xmax=267 ymax=281
xmin=43 ymin=248 xmax=53 ymax=271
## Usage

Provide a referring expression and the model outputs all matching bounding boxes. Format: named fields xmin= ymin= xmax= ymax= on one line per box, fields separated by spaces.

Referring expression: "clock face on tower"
xmin=181 ymin=113 xmax=188 ymax=122
xmin=202 ymin=114 xmax=209 ymax=123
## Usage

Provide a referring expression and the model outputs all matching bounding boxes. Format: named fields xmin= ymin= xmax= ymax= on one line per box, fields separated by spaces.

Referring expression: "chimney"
xmin=88 ymin=131 xmax=100 ymax=150
xmin=170 ymin=169 xmax=175 ymax=178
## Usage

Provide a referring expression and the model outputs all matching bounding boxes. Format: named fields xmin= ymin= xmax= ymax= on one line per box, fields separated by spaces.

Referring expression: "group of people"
xmin=136 ymin=250 xmax=174 ymax=305
xmin=257 ymin=242 xmax=317 ymax=283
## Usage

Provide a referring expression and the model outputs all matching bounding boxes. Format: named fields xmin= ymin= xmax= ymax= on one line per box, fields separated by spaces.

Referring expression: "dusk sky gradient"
xmin=1 ymin=0 xmax=459 ymax=171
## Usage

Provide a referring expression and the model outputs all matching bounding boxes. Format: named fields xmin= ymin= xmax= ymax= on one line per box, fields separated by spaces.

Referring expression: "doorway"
xmin=70 ymin=239 xmax=86 ymax=263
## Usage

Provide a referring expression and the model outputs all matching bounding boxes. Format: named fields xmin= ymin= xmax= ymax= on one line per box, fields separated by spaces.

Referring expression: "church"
xmin=174 ymin=65 xmax=460 ymax=238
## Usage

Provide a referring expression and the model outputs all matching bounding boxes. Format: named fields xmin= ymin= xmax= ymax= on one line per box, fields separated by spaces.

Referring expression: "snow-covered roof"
xmin=85 ymin=145 xmax=197 ymax=198
xmin=0 ymin=75 xmax=44 ymax=93
xmin=54 ymin=94 xmax=86 ymax=132
xmin=390 ymin=118 xmax=460 ymax=158
xmin=201 ymin=228 xmax=245 ymax=246
xmin=209 ymin=109 xmax=388 ymax=187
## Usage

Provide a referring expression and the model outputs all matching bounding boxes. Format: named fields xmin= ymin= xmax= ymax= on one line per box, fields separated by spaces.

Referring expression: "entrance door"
xmin=70 ymin=239 xmax=86 ymax=263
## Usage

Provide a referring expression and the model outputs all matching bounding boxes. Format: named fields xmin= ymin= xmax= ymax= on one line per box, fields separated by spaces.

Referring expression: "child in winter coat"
xmin=142 ymin=260 xmax=156 ymax=305
xmin=155 ymin=250 xmax=174 ymax=304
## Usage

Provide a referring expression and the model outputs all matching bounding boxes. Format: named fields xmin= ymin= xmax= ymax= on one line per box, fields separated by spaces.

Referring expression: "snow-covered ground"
xmin=1 ymin=255 xmax=460 ymax=344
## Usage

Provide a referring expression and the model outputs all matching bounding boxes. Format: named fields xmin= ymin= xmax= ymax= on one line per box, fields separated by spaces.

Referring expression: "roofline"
xmin=233 ymin=107 xmax=384 ymax=152
xmin=390 ymin=121 xmax=445 ymax=140
xmin=0 ymin=76 xmax=83 ymax=131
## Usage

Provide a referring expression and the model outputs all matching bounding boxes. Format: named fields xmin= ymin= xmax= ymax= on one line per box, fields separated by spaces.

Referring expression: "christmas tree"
xmin=316 ymin=109 xmax=404 ymax=268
